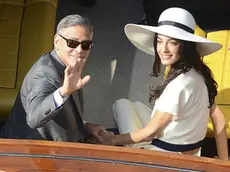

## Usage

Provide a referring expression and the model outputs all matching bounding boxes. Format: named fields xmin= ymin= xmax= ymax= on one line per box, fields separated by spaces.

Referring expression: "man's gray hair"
xmin=56 ymin=14 xmax=93 ymax=34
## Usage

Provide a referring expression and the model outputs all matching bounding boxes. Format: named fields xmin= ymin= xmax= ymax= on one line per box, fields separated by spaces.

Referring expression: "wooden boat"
xmin=0 ymin=139 xmax=230 ymax=172
xmin=0 ymin=1 xmax=229 ymax=171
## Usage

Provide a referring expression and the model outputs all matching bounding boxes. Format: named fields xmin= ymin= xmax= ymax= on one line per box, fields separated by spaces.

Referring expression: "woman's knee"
xmin=113 ymin=98 xmax=130 ymax=111
xmin=132 ymin=101 xmax=151 ymax=112
xmin=132 ymin=101 xmax=145 ymax=107
xmin=112 ymin=98 xmax=141 ymax=134
xmin=112 ymin=98 xmax=133 ymax=120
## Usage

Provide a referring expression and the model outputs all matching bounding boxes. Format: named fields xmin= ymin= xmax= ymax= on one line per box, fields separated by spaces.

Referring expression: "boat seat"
xmin=0 ymin=0 xmax=58 ymax=123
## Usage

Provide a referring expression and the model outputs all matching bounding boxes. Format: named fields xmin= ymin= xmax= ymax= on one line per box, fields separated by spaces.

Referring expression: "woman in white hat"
xmin=102 ymin=7 xmax=228 ymax=160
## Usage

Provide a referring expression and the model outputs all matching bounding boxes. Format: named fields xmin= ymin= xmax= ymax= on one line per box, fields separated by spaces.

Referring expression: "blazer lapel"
xmin=72 ymin=91 xmax=83 ymax=117
xmin=49 ymin=50 xmax=66 ymax=80
xmin=70 ymin=92 xmax=87 ymax=139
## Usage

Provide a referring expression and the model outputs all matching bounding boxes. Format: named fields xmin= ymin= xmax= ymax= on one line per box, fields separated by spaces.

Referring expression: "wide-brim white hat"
xmin=124 ymin=7 xmax=222 ymax=57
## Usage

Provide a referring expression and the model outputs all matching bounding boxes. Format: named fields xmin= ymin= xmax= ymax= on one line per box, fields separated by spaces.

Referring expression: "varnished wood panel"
xmin=0 ymin=139 xmax=229 ymax=172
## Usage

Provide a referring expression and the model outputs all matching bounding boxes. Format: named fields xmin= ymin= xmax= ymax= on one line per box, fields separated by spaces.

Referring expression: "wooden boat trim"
xmin=0 ymin=139 xmax=229 ymax=171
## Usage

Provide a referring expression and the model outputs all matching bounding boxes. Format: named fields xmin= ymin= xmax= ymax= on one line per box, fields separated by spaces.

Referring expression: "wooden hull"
xmin=0 ymin=139 xmax=229 ymax=171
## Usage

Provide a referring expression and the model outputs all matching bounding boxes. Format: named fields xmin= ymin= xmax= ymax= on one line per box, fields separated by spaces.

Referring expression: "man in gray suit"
xmin=1 ymin=14 xmax=112 ymax=143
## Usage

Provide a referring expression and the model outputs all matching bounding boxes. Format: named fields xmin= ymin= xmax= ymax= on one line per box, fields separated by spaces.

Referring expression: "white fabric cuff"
xmin=53 ymin=89 xmax=64 ymax=108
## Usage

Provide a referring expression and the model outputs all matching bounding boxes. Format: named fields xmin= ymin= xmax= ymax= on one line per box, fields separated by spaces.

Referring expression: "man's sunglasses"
xmin=59 ymin=34 xmax=93 ymax=50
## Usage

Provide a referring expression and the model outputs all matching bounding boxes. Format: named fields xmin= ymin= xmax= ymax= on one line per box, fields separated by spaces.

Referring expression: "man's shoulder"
xmin=30 ymin=52 xmax=56 ymax=74
xmin=37 ymin=52 xmax=54 ymax=67
xmin=20 ymin=52 xmax=60 ymax=93
xmin=23 ymin=52 xmax=58 ymax=84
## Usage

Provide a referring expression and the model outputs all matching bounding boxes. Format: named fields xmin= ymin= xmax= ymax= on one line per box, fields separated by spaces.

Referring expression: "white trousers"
xmin=113 ymin=98 xmax=201 ymax=156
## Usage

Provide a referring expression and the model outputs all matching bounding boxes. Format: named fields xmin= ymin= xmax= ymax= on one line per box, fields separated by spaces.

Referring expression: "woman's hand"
xmin=84 ymin=123 xmax=114 ymax=144
xmin=100 ymin=132 xmax=115 ymax=145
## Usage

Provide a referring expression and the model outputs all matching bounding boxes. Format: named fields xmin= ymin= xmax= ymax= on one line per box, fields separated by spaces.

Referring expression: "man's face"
xmin=54 ymin=25 xmax=93 ymax=66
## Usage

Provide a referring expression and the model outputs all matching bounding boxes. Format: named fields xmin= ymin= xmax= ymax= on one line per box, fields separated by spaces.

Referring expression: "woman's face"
xmin=156 ymin=34 xmax=181 ymax=66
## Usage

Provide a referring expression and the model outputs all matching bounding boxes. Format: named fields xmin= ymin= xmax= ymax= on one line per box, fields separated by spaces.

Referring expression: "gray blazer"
xmin=2 ymin=50 xmax=85 ymax=142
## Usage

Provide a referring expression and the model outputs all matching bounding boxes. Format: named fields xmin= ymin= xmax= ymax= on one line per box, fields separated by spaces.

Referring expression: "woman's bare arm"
xmin=210 ymin=103 xmax=229 ymax=160
xmin=103 ymin=111 xmax=172 ymax=146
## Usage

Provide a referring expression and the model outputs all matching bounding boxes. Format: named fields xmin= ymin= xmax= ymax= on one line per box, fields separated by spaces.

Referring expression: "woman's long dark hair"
xmin=149 ymin=34 xmax=218 ymax=107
